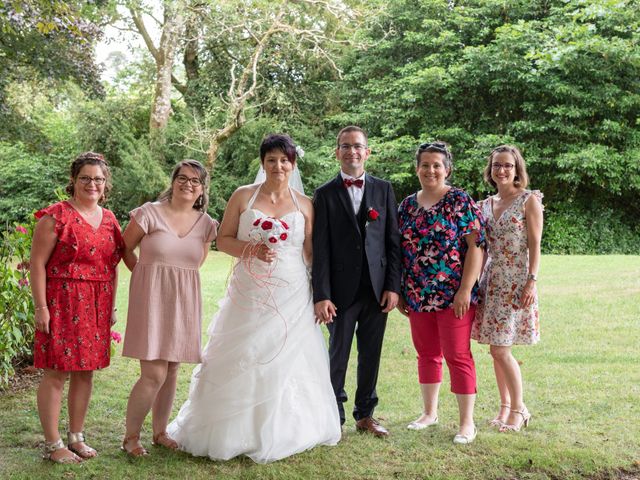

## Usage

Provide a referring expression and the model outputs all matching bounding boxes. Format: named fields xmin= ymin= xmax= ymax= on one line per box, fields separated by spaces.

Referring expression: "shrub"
xmin=0 ymin=219 xmax=36 ymax=388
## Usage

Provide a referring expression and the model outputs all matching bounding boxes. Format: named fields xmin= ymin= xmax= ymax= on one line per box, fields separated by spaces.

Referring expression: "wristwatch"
xmin=527 ymin=274 xmax=537 ymax=281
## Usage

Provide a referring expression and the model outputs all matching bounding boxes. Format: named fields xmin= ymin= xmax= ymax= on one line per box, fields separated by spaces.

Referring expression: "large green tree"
xmin=0 ymin=0 xmax=105 ymax=144
xmin=332 ymin=0 xmax=640 ymax=252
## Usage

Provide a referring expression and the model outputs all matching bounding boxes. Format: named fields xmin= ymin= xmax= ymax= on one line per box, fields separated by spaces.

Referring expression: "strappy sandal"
xmin=67 ymin=431 xmax=97 ymax=459
xmin=121 ymin=434 xmax=149 ymax=457
xmin=43 ymin=438 xmax=82 ymax=464
xmin=489 ymin=403 xmax=511 ymax=427
xmin=152 ymin=431 xmax=179 ymax=450
xmin=500 ymin=405 xmax=531 ymax=432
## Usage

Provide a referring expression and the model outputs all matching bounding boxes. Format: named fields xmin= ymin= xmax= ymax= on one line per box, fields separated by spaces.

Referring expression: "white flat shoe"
xmin=453 ymin=426 xmax=477 ymax=445
xmin=407 ymin=416 xmax=438 ymax=430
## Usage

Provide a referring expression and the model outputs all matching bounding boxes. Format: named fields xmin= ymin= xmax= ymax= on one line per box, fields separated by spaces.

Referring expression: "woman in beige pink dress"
xmin=120 ymin=160 xmax=218 ymax=456
xmin=471 ymin=145 xmax=543 ymax=433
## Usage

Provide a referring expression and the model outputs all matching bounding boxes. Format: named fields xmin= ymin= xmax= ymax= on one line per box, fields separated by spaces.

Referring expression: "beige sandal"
xmin=43 ymin=438 xmax=82 ymax=464
xmin=121 ymin=434 xmax=149 ymax=457
xmin=489 ymin=403 xmax=511 ymax=427
xmin=500 ymin=405 xmax=531 ymax=432
xmin=67 ymin=431 xmax=97 ymax=459
xmin=152 ymin=431 xmax=178 ymax=450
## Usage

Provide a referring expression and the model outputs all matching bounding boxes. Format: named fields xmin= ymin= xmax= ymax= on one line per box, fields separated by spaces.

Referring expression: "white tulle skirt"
xmin=167 ymin=254 xmax=341 ymax=464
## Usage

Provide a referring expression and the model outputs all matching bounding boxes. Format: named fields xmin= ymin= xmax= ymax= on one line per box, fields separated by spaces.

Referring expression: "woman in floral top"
xmin=30 ymin=152 xmax=123 ymax=463
xmin=397 ymin=142 xmax=484 ymax=444
xmin=471 ymin=145 xmax=543 ymax=433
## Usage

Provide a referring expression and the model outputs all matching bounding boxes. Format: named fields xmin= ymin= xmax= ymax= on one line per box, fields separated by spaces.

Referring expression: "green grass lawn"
xmin=1 ymin=255 xmax=639 ymax=479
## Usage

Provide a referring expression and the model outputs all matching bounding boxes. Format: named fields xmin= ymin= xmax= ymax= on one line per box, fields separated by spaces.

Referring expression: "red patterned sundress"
xmin=33 ymin=201 xmax=123 ymax=371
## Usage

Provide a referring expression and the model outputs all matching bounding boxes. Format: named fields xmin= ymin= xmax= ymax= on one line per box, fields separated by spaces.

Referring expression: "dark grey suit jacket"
xmin=312 ymin=173 xmax=402 ymax=311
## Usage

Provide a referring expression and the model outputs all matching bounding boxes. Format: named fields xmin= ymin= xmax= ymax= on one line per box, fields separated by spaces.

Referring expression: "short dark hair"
xmin=260 ymin=134 xmax=297 ymax=164
xmin=65 ymin=152 xmax=111 ymax=204
xmin=158 ymin=159 xmax=210 ymax=211
xmin=336 ymin=126 xmax=368 ymax=146
xmin=484 ymin=145 xmax=529 ymax=189
xmin=415 ymin=141 xmax=453 ymax=178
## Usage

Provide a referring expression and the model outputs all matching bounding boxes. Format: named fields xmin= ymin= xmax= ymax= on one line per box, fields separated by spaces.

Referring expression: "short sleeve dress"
xmin=472 ymin=190 xmax=543 ymax=346
xmin=122 ymin=202 xmax=218 ymax=363
xmin=398 ymin=188 xmax=485 ymax=312
xmin=33 ymin=201 xmax=123 ymax=371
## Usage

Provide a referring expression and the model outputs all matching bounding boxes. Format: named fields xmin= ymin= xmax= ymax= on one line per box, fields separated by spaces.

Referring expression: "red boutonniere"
xmin=366 ymin=207 xmax=380 ymax=228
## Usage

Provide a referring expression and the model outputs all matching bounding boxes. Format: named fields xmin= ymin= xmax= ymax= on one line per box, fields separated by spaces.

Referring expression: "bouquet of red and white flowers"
xmin=249 ymin=217 xmax=290 ymax=248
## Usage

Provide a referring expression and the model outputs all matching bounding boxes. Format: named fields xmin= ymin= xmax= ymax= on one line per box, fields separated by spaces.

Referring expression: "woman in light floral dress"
xmin=472 ymin=145 xmax=543 ymax=433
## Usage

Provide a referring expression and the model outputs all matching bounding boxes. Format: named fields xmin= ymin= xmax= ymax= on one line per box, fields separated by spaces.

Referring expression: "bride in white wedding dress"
xmin=166 ymin=134 xmax=340 ymax=464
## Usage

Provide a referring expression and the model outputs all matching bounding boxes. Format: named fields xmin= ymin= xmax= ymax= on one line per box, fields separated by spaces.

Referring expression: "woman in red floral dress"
xmin=30 ymin=152 xmax=123 ymax=463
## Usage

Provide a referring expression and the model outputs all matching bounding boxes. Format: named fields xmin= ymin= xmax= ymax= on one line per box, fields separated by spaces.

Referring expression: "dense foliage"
xmin=0 ymin=0 xmax=638 ymax=254
xmin=0 ymin=220 xmax=35 ymax=387
xmin=331 ymin=0 xmax=640 ymax=253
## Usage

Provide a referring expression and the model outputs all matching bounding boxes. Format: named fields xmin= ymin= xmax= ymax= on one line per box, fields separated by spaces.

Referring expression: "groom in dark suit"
xmin=312 ymin=126 xmax=401 ymax=437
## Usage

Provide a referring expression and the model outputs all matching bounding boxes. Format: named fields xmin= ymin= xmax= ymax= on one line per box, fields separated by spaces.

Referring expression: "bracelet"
xmin=527 ymin=273 xmax=537 ymax=281
xmin=35 ymin=305 xmax=48 ymax=311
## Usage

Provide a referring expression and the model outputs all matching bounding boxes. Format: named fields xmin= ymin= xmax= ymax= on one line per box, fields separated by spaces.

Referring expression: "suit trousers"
xmin=408 ymin=307 xmax=477 ymax=394
xmin=327 ymin=284 xmax=387 ymax=425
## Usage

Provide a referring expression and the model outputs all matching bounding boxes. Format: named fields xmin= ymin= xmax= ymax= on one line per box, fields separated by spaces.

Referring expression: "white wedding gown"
xmin=167 ymin=187 xmax=341 ymax=464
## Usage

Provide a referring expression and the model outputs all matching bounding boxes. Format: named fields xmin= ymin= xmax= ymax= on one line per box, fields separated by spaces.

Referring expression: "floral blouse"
xmin=398 ymin=188 xmax=485 ymax=312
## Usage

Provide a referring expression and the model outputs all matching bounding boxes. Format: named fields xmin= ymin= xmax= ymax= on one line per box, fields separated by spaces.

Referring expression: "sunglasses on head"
xmin=418 ymin=142 xmax=451 ymax=159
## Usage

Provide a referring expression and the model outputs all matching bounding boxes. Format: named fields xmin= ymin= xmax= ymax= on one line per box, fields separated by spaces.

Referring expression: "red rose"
xmin=268 ymin=237 xmax=278 ymax=243
xmin=253 ymin=219 xmax=260 ymax=226
xmin=281 ymin=220 xmax=289 ymax=229
xmin=367 ymin=208 xmax=380 ymax=221
xmin=280 ymin=233 xmax=288 ymax=240
xmin=261 ymin=220 xmax=273 ymax=230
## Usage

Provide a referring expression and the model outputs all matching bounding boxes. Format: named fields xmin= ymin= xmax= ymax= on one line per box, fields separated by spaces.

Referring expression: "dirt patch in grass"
xmin=604 ymin=467 xmax=640 ymax=480
xmin=498 ymin=465 xmax=640 ymax=480
xmin=1 ymin=365 xmax=41 ymax=395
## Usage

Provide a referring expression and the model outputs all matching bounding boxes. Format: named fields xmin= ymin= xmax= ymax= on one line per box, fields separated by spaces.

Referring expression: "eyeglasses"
xmin=77 ymin=175 xmax=106 ymax=185
xmin=175 ymin=174 xmax=203 ymax=186
xmin=338 ymin=143 xmax=367 ymax=152
xmin=491 ymin=163 xmax=515 ymax=172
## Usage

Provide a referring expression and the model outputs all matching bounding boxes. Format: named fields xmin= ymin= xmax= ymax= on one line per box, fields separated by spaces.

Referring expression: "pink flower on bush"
xmin=110 ymin=331 xmax=122 ymax=343
xmin=15 ymin=225 xmax=27 ymax=234
xmin=18 ymin=278 xmax=29 ymax=287
xmin=17 ymin=261 xmax=30 ymax=271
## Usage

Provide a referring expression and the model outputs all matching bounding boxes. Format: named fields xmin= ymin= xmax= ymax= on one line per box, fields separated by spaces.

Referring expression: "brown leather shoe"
xmin=355 ymin=417 xmax=389 ymax=437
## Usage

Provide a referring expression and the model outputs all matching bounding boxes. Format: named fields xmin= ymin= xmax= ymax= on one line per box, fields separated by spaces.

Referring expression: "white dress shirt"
xmin=340 ymin=171 xmax=366 ymax=214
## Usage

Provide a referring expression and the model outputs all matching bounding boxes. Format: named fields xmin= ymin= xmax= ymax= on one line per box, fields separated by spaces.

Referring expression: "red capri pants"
xmin=409 ymin=306 xmax=477 ymax=394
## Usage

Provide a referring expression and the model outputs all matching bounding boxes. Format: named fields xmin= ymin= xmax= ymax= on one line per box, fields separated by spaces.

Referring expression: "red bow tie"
xmin=343 ymin=178 xmax=364 ymax=188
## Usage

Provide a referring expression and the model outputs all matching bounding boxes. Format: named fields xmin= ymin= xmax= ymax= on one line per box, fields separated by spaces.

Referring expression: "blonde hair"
xmin=484 ymin=144 xmax=529 ymax=189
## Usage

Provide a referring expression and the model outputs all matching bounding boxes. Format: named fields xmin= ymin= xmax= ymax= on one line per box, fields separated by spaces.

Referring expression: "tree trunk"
xmin=149 ymin=4 xmax=184 ymax=142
